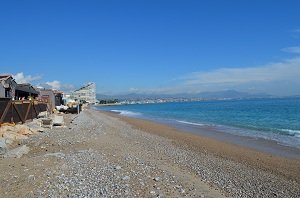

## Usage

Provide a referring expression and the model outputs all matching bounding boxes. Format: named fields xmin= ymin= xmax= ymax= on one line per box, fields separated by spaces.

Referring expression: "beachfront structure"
xmin=15 ymin=83 xmax=39 ymax=100
xmin=54 ymin=90 xmax=63 ymax=106
xmin=0 ymin=75 xmax=17 ymax=98
xmin=38 ymin=88 xmax=56 ymax=111
xmin=71 ymin=83 xmax=97 ymax=104
xmin=1 ymin=75 xmax=40 ymax=100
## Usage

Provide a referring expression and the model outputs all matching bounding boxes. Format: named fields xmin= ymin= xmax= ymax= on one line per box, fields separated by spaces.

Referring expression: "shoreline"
xmin=164 ymin=118 xmax=300 ymax=160
xmin=102 ymin=109 xmax=300 ymax=160
xmin=100 ymin=110 xmax=300 ymax=183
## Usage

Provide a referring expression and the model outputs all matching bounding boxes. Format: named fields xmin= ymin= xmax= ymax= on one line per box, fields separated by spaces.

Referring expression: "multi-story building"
xmin=71 ymin=83 xmax=97 ymax=104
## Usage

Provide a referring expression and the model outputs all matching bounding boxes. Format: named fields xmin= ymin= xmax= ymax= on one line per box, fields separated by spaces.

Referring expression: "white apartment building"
xmin=71 ymin=83 xmax=97 ymax=103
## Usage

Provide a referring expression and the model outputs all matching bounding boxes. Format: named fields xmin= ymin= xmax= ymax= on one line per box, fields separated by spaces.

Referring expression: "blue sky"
xmin=1 ymin=0 xmax=300 ymax=96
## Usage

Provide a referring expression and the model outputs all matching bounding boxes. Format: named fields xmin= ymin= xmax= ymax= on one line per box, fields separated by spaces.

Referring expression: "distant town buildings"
xmin=70 ymin=82 xmax=97 ymax=104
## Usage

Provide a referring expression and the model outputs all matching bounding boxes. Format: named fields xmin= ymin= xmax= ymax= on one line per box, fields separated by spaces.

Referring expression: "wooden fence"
xmin=0 ymin=98 xmax=48 ymax=125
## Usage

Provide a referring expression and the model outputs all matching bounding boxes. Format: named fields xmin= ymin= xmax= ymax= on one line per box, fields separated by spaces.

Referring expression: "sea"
xmin=95 ymin=97 xmax=300 ymax=151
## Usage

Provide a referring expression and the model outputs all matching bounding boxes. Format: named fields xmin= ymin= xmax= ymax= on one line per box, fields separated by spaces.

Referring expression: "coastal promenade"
xmin=0 ymin=109 xmax=299 ymax=197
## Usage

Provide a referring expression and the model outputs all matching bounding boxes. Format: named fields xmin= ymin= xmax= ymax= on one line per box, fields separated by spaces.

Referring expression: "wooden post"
xmin=24 ymin=102 xmax=31 ymax=121
xmin=13 ymin=102 xmax=25 ymax=123
xmin=0 ymin=100 xmax=12 ymax=124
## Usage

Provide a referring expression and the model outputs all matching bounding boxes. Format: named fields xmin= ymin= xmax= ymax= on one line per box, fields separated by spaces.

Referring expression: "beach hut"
xmin=0 ymin=75 xmax=17 ymax=98
xmin=15 ymin=83 xmax=39 ymax=100
xmin=37 ymin=88 xmax=56 ymax=112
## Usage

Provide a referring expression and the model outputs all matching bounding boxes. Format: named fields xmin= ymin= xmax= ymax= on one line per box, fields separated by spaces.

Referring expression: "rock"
xmin=37 ymin=128 xmax=44 ymax=132
xmin=175 ymin=185 xmax=182 ymax=189
xmin=0 ymin=138 xmax=7 ymax=155
xmin=154 ymin=177 xmax=160 ymax=182
xmin=0 ymin=125 xmax=15 ymax=132
xmin=4 ymin=138 xmax=14 ymax=145
xmin=44 ymin=152 xmax=65 ymax=158
xmin=122 ymin=176 xmax=130 ymax=180
xmin=2 ymin=131 xmax=28 ymax=141
xmin=4 ymin=145 xmax=30 ymax=158
xmin=28 ymin=175 xmax=35 ymax=181
xmin=114 ymin=166 xmax=122 ymax=170
xmin=15 ymin=125 xmax=33 ymax=135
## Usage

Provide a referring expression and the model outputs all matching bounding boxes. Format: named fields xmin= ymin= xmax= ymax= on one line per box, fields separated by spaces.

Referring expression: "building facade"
xmin=71 ymin=83 xmax=97 ymax=103
xmin=38 ymin=88 xmax=56 ymax=111
xmin=0 ymin=75 xmax=17 ymax=98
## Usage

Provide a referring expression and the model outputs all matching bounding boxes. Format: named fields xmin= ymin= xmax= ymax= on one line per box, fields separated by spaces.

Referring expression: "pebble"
xmin=11 ymin=109 xmax=298 ymax=198
xmin=154 ymin=177 xmax=160 ymax=181
xmin=122 ymin=176 xmax=130 ymax=180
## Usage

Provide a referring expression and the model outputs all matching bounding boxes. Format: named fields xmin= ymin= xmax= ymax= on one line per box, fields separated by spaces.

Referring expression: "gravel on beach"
xmin=0 ymin=109 xmax=299 ymax=197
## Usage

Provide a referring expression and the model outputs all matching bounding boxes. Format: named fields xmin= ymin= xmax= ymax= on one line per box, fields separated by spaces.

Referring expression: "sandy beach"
xmin=1 ymin=109 xmax=300 ymax=197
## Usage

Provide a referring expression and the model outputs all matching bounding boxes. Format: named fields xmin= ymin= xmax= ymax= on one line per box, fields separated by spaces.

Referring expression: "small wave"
xmin=177 ymin=120 xmax=206 ymax=126
xmin=111 ymin=110 xmax=141 ymax=116
xmin=280 ymin=129 xmax=300 ymax=137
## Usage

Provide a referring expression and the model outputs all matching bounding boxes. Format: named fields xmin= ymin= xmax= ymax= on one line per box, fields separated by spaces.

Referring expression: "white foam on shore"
xmin=111 ymin=110 xmax=141 ymax=117
xmin=176 ymin=120 xmax=206 ymax=126
xmin=280 ymin=129 xmax=300 ymax=137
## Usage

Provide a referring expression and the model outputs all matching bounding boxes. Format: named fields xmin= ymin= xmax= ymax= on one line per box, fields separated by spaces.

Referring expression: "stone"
xmin=37 ymin=128 xmax=44 ymax=132
xmin=44 ymin=152 xmax=65 ymax=158
xmin=28 ymin=175 xmax=35 ymax=181
xmin=154 ymin=177 xmax=160 ymax=182
xmin=2 ymin=131 xmax=28 ymax=141
xmin=15 ymin=125 xmax=32 ymax=135
xmin=0 ymin=138 xmax=7 ymax=155
xmin=122 ymin=176 xmax=130 ymax=180
xmin=115 ymin=166 xmax=122 ymax=170
xmin=4 ymin=145 xmax=30 ymax=158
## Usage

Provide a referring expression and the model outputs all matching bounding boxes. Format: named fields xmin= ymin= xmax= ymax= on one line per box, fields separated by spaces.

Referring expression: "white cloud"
xmin=184 ymin=57 xmax=300 ymax=85
xmin=148 ymin=57 xmax=300 ymax=96
xmin=13 ymin=72 xmax=42 ymax=83
xmin=12 ymin=72 xmax=75 ymax=92
xmin=46 ymin=80 xmax=61 ymax=90
xmin=38 ymin=81 xmax=75 ymax=92
xmin=281 ymin=46 xmax=300 ymax=53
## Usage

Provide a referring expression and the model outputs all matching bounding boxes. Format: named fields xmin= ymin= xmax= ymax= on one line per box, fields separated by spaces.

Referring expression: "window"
xmin=5 ymin=88 xmax=11 ymax=98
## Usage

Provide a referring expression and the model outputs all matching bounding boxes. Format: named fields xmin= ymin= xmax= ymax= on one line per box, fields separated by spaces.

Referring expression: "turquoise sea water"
xmin=95 ymin=98 xmax=300 ymax=149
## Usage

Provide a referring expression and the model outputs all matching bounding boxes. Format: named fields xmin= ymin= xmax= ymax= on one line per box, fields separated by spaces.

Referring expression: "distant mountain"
xmin=193 ymin=90 xmax=272 ymax=99
xmin=96 ymin=94 xmax=117 ymax=100
xmin=97 ymin=90 xmax=272 ymax=101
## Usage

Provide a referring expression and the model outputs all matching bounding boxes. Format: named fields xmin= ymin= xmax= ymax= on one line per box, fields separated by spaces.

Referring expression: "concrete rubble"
xmin=0 ymin=113 xmax=64 ymax=158
xmin=3 ymin=145 xmax=30 ymax=158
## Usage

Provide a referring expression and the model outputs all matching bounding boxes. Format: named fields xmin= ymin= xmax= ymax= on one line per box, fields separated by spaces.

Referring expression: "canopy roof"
xmin=16 ymin=84 xmax=39 ymax=95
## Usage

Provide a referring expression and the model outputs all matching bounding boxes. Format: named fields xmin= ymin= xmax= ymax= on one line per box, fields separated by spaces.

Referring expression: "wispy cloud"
xmin=281 ymin=46 xmax=300 ymax=53
xmin=46 ymin=80 xmax=61 ymax=90
xmin=184 ymin=57 xmax=300 ymax=85
xmin=147 ymin=57 xmax=300 ymax=96
xmin=13 ymin=72 xmax=42 ymax=84
xmin=40 ymin=80 xmax=75 ymax=92
xmin=12 ymin=72 xmax=75 ymax=92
